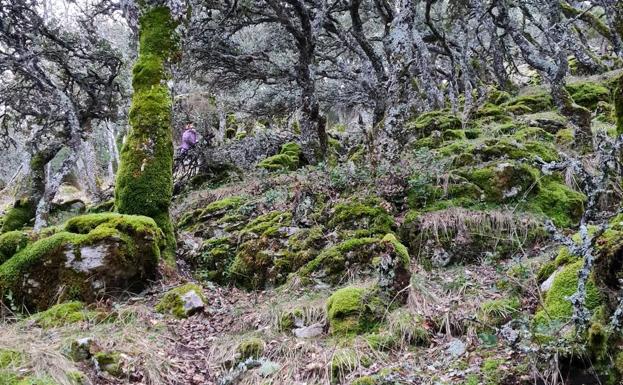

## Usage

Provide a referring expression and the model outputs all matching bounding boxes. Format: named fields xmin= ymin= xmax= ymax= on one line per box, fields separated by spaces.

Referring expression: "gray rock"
xmin=446 ymin=338 xmax=466 ymax=358
xmin=181 ymin=290 xmax=205 ymax=316
xmin=540 ymin=269 xmax=559 ymax=292
xmin=293 ymin=323 xmax=324 ymax=338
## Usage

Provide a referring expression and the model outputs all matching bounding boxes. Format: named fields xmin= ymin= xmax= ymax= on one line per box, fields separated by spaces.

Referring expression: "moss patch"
xmin=567 ymin=81 xmax=612 ymax=111
xmin=326 ymin=286 xmax=386 ymax=335
xmin=0 ymin=231 xmax=28 ymax=265
xmin=1 ymin=199 xmax=36 ymax=233
xmin=534 ymin=260 xmax=602 ymax=331
xmin=29 ymin=301 xmax=102 ymax=328
xmin=258 ymin=142 xmax=302 ymax=171
xmin=236 ymin=337 xmax=264 ymax=360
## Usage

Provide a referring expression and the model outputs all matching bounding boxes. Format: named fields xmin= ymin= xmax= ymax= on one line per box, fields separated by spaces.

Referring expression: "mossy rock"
xmin=407 ymin=110 xmax=462 ymax=136
xmin=326 ymin=286 xmax=387 ymax=335
xmin=196 ymin=237 xmax=236 ymax=284
xmin=236 ymin=337 xmax=264 ymax=360
xmin=458 ymin=160 xmax=539 ymax=203
xmin=616 ymin=73 xmax=623 ymax=135
xmin=1 ymin=199 xmax=36 ymax=233
xmin=473 ymin=138 xmax=559 ymax=163
xmin=566 ymin=81 xmax=612 ymax=111
xmin=533 ymin=260 xmax=602 ymax=332
xmin=300 ymin=235 xmax=410 ymax=294
xmin=474 ymin=103 xmax=510 ymax=120
xmin=401 ymin=208 xmax=545 ymax=265
xmin=29 ymin=301 xmax=105 ymax=328
xmin=502 ymin=92 xmax=553 ymax=114
xmin=93 ymin=351 xmax=123 ymax=377
xmin=593 ymin=214 xmax=623 ymax=310
xmin=258 ymin=142 xmax=302 ymax=171
xmin=177 ymin=196 xmax=247 ymax=230
xmin=525 ymin=178 xmax=586 ymax=228
xmin=0 ymin=213 xmax=163 ymax=311
xmin=155 ymin=283 xmax=206 ymax=318
xmin=327 ymin=197 xmax=395 ymax=238
xmin=0 ymin=231 xmax=28 ymax=265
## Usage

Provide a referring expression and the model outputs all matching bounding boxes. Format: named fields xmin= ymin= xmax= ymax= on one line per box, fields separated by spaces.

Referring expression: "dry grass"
xmin=0 ymin=303 xmax=173 ymax=385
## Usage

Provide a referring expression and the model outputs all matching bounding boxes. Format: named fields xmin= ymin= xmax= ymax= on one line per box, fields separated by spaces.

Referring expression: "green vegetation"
xmin=258 ymin=142 xmax=302 ymax=171
xmin=29 ymin=301 xmax=102 ymax=328
xmin=1 ymin=199 xmax=36 ymax=233
xmin=0 ymin=231 xmax=28 ymax=264
xmin=566 ymin=81 xmax=612 ymax=110
xmin=236 ymin=337 xmax=264 ymax=360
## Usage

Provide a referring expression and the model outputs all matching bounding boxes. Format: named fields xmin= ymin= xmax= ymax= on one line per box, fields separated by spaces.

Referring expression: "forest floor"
xmin=3 ymin=70 xmax=623 ymax=385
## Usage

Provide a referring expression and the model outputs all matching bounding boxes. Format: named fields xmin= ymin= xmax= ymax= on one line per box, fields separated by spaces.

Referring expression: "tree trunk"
xmin=114 ymin=5 xmax=177 ymax=262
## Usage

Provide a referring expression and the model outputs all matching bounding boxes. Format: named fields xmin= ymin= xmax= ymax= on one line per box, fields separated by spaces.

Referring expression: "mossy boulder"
xmin=258 ymin=142 xmax=302 ymax=171
xmin=458 ymin=161 xmax=539 ymax=202
xmin=0 ymin=213 xmax=163 ymax=311
xmin=327 ymin=197 xmax=395 ymax=238
xmin=502 ymin=92 xmax=553 ymax=114
xmin=155 ymin=283 xmax=206 ymax=318
xmin=0 ymin=231 xmax=28 ymax=265
xmin=300 ymin=235 xmax=411 ymax=296
xmin=407 ymin=110 xmax=462 ymax=137
xmin=566 ymin=81 xmax=612 ymax=111
xmin=525 ymin=178 xmax=586 ymax=228
xmin=401 ymin=208 xmax=545 ymax=265
xmin=326 ymin=286 xmax=386 ymax=335
xmin=473 ymin=138 xmax=559 ymax=163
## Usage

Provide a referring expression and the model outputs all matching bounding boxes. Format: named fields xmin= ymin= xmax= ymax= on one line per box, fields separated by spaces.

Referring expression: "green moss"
xmin=352 ymin=376 xmax=377 ymax=385
xmin=534 ymin=260 xmax=602 ymax=330
xmin=526 ymin=179 xmax=586 ymax=228
xmin=0 ymin=231 xmax=28 ymax=265
xmin=115 ymin=6 xmax=178 ymax=263
xmin=328 ymin=197 xmax=395 ymax=237
xmin=1 ymin=199 xmax=36 ymax=233
xmin=326 ymin=286 xmax=385 ymax=335
xmin=196 ymin=237 xmax=235 ymax=283
xmin=556 ymin=128 xmax=575 ymax=146
xmin=236 ymin=337 xmax=264 ymax=360
xmin=241 ymin=211 xmax=292 ymax=237
xmin=502 ymin=92 xmax=553 ymax=114
xmin=407 ymin=110 xmax=462 ymax=135
xmin=298 ymin=237 xmax=379 ymax=280
xmin=381 ymin=233 xmax=410 ymax=267
xmin=258 ymin=142 xmax=302 ymax=171
xmin=277 ymin=308 xmax=303 ymax=331
xmin=474 ymin=138 xmax=559 ymax=163
xmin=474 ymin=103 xmax=509 ymax=120
xmin=93 ymin=351 xmax=122 ymax=377
xmin=29 ymin=301 xmax=104 ymax=328
xmin=482 ymin=358 xmax=506 ymax=385
xmin=459 ymin=161 xmax=539 ymax=202
xmin=478 ymin=297 xmax=521 ymax=327
xmin=155 ymin=283 xmax=206 ymax=319
xmin=537 ymin=261 xmax=556 ymax=283
xmin=514 ymin=127 xmax=555 ymax=142
xmin=566 ymin=81 xmax=612 ymax=111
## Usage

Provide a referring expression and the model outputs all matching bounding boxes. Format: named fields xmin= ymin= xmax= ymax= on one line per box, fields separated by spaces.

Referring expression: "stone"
xmin=446 ymin=338 xmax=466 ymax=358
xmin=293 ymin=323 xmax=324 ymax=338
xmin=181 ymin=290 xmax=205 ymax=316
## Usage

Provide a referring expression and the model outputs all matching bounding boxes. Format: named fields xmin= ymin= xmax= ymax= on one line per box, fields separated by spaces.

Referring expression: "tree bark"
xmin=114 ymin=4 xmax=177 ymax=262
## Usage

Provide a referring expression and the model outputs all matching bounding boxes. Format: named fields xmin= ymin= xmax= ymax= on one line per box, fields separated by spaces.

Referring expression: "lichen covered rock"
xmin=155 ymin=283 xmax=206 ymax=318
xmin=0 ymin=213 xmax=163 ymax=311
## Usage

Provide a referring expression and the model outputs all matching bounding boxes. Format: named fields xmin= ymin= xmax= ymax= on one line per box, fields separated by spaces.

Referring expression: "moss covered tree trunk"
xmin=115 ymin=5 xmax=177 ymax=262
